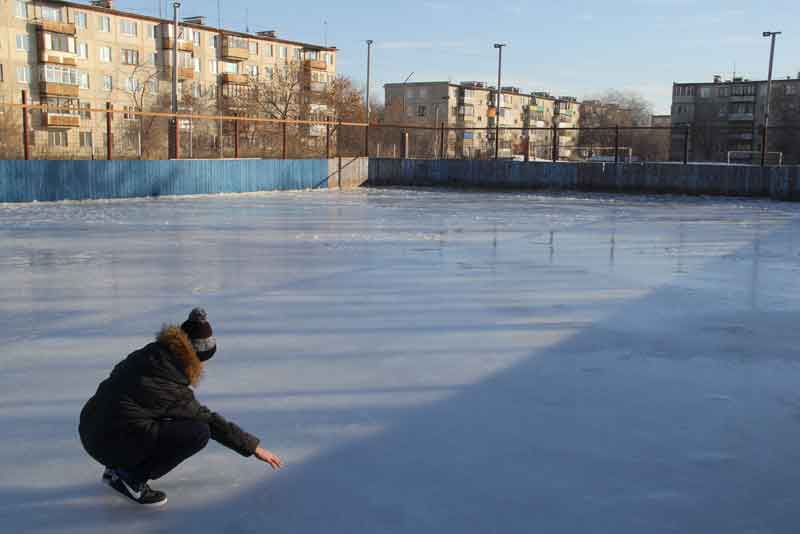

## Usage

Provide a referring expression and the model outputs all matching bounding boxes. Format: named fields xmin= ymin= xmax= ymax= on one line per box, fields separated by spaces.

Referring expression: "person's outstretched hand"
xmin=254 ymin=446 xmax=284 ymax=470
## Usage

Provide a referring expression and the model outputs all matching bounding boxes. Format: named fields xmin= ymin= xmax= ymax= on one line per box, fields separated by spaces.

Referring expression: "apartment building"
xmin=383 ymin=81 xmax=580 ymax=159
xmin=670 ymin=74 xmax=800 ymax=164
xmin=0 ymin=0 xmax=337 ymax=157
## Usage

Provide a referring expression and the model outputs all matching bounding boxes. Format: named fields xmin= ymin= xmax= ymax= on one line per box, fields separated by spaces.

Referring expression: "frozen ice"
xmin=1 ymin=190 xmax=800 ymax=533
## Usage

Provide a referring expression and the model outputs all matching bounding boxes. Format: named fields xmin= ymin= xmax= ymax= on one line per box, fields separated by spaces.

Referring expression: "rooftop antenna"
xmin=245 ymin=8 xmax=250 ymax=33
xmin=324 ymin=20 xmax=328 ymax=47
xmin=733 ymin=61 xmax=737 ymax=80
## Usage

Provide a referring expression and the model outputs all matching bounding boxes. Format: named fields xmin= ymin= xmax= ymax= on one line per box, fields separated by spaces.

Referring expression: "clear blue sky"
xmin=123 ymin=0 xmax=800 ymax=113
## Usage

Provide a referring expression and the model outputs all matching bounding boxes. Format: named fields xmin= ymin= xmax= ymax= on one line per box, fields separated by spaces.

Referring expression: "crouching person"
xmin=79 ymin=308 xmax=283 ymax=506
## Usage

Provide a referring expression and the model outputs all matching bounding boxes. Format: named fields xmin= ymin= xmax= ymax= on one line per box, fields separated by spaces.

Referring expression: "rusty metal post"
xmin=683 ymin=124 xmax=690 ymax=165
xmin=551 ymin=125 xmax=558 ymax=162
xmin=364 ymin=124 xmax=370 ymax=158
xmin=234 ymin=117 xmax=240 ymax=159
xmin=105 ymin=102 xmax=113 ymax=160
xmin=282 ymin=121 xmax=287 ymax=159
xmin=614 ymin=125 xmax=620 ymax=164
xmin=439 ymin=122 xmax=445 ymax=160
xmin=325 ymin=123 xmax=330 ymax=159
xmin=524 ymin=132 xmax=530 ymax=162
xmin=21 ymin=91 xmax=30 ymax=160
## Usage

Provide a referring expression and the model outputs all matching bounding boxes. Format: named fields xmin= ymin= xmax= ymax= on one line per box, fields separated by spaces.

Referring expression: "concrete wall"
xmin=368 ymin=159 xmax=800 ymax=200
xmin=0 ymin=159 xmax=332 ymax=203
xmin=327 ymin=157 xmax=369 ymax=189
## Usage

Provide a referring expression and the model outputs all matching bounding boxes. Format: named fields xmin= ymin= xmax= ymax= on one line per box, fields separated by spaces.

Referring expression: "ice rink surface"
xmin=2 ymin=189 xmax=800 ymax=533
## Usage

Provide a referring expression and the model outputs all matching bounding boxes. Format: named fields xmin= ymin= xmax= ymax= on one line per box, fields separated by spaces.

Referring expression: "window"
xmin=222 ymin=61 xmax=237 ymax=74
xmin=193 ymin=31 xmax=201 ymax=46
xmin=123 ymin=106 xmax=139 ymax=121
xmin=249 ymin=41 xmax=258 ymax=55
xmin=98 ymin=16 xmax=110 ymax=33
xmin=417 ymin=105 xmax=426 ymax=117
xmin=147 ymin=25 xmax=158 ymax=39
xmin=79 ymin=131 xmax=92 ymax=148
xmin=16 ymin=34 xmax=30 ymax=52
xmin=210 ymin=35 xmax=218 ymax=48
xmin=208 ymin=59 xmax=218 ymax=74
xmin=265 ymin=44 xmax=274 ymax=57
xmin=265 ymin=65 xmax=273 ymax=80
xmin=293 ymin=48 xmax=301 ymax=61
xmin=42 ymin=64 xmax=78 ymax=85
xmin=279 ymin=46 xmax=287 ymax=59
xmin=78 ymin=71 xmax=89 ymax=89
xmin=699 ymin=87 xmax=711 ymax=98
xmin=47 ymin=34 xmax=75 ymax=53
xmin=15 ymin=0 xmax=27 ymax=19
xmin=0 ymin=65 xmax=3 ymax=82
xmin=193 ymin=57 xmax=201 ymax=72
xmin=74 ymin=12 xmax=87 ymax=29
xmin=192 ymin=82 xmax=201 ymax=98
xmin=16 ymin=66 xmax=31 ymax=83
xmin=121 ymin=49 xmax=139 ymax=65
xmin=149 ymin=52 xmax=158 ymax=65
xmin=77 ymin=42 xmax=88 ymax=59
xmin=125 ymin=77 xmax=139 ymax=93
xmin=40 ymin=5 xmax=62 ymax=22
xmin=120 ymin=20 xmax=138 ymax=37
xmin=326 ymin=52 xmax=334 ymax=65
xmin=226 ymin=36 xmax=248 ymax=49
xmin=103 ymin=74 xmax=113 ymax=90
xmin=787 ymin=85 xmax=798 ymax=96
xmin=147 ymin=78 xmax=158 ymax=95
xmin=306 ymin=50 xmax=318 ymax=60
xmin=48 ymin=130 xmax=68 ymax=147
xmin=79 ymin=102 xmax=91 ymax=119
xmin=99 ymin=46 xmax=111 ymax=63
xmin=245 ymin=64 xmax=258 ymax=77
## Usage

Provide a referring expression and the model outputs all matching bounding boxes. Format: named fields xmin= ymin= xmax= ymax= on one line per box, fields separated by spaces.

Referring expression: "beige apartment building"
xmin=0 ymin=0 xmax=336 ymax=157
xmin=384 ymin=81 xmax=579 ymax=160
xmin=670 ymin=74 xmax=800 ymax=164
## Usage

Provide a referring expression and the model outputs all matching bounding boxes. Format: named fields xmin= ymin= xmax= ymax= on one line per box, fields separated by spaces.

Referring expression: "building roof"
xmin=55 ymin=0 xmax=336 ymax=51
xmin=385 ymin=81 xmax=573 ymax=101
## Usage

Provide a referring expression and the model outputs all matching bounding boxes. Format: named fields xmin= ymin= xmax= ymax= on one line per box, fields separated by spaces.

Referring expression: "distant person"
xmin=79 ymin=308 xmax=283 ymax=506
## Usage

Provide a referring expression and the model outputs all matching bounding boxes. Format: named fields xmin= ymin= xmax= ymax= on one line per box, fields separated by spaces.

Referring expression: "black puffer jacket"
xmin=79 ymin=325 xmax=259 ymax=469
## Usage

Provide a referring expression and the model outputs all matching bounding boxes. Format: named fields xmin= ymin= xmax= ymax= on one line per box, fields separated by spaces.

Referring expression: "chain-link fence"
xmin=2 ymin=99 xmax=799 ymax=166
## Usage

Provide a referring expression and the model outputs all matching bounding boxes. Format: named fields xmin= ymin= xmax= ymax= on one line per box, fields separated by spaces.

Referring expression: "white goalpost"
xmin=727 ymin=151 xmax=783 ymax=166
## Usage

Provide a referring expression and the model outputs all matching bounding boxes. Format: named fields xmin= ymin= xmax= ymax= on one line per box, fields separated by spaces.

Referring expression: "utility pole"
xmin=761 ymin=31 xmax=781 ymax=167
xmin=493 ymin=43 xmax=506 ymax=160
xmin=365 ymin=40 xmax=373 ymax=158
xmin=170 ymin=2 xmax=181 ymax=159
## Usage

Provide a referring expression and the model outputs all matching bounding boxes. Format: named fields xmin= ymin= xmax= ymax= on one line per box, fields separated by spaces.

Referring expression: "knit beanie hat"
xmin=181 ymin=308 xmax=217 ymax=362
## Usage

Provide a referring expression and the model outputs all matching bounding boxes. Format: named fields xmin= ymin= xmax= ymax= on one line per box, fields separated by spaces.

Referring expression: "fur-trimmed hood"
xmin=157 ymin=325 xmax=204 ymax=386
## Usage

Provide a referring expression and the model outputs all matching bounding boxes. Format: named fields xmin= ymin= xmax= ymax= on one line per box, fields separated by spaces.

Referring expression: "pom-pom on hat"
xmin=181 ymin=308 xmax=217 ymax=362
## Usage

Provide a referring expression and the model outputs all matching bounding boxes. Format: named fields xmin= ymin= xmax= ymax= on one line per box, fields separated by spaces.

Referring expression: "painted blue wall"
xmin=368 ymin=159 xmax=800 ymax=201
xmin=0 ymin=159 xmax=330 ymax=203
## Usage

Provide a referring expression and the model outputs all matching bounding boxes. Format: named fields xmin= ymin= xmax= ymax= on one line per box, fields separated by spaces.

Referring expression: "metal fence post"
xmin=364 ymin=123 xmax=370 ymax=158
xmin=325 ymin=123 xmax=330 ymax=159
xmin=439 ymin=122 xmax=445 ymax=160
xmin=21 ymin=90 xmax=30 ymax=160
xmin=524 ymin=132 xmax=530 ymax=162
xmin=234 ymin=117 xmax=240 ymax=159
xmin=105 ymin=102 xmax=113 ymax=160
xmin=282 ymin=121 xmax=287 ymax=159
xmin=614 ymin=125 xmax=620 ymax=164
xmin=760 ymin=125 xmax=767 ymax=167
xmin=683 ymin=124 xmax=690 ymax=165
xmin=552 ymin=124 xmax=558 ymax=162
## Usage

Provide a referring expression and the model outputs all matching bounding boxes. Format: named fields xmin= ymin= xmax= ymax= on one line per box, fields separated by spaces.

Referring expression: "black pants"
xmin=128 ymin=420 xmax=210 ymax=482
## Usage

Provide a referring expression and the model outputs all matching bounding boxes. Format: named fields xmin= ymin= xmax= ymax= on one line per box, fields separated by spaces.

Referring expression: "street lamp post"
xmin=365 ymin=40 xmax=374 ymax=157
xmin=170 ymin=2 xmax=181 ymax=159
xmin=761 ymin=31 xmax=781 ymax=167
xmin=493 ymin=43 xmax=506 ymax=160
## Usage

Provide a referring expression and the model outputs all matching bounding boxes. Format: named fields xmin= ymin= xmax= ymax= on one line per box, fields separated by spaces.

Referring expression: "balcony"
xmin=162 ymin=38 xmax=195 ymax=52
xmin=305 ymin=59 xmax=327 ymax=71
xmin=43 ymin=113 xmax=80 ymax=128
xmin=222 ymin=40 xmax=249 ymax=62
xmin=39 ymin=52 xmax=77 ymax=66
xmin=36 ymin=20 xmax=76 ymax=35
xmin=309 ymin=81 xmax=327 ymax=93
xmin=177 ymin=67 xmax=195 ymax=80
xmin=730 ymin=95 xmax=756 ymax=103
xmin=39 ymin=82 xmax=80 ymax=97
xmin=221 ymin=73 xmax=248 ymax=85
